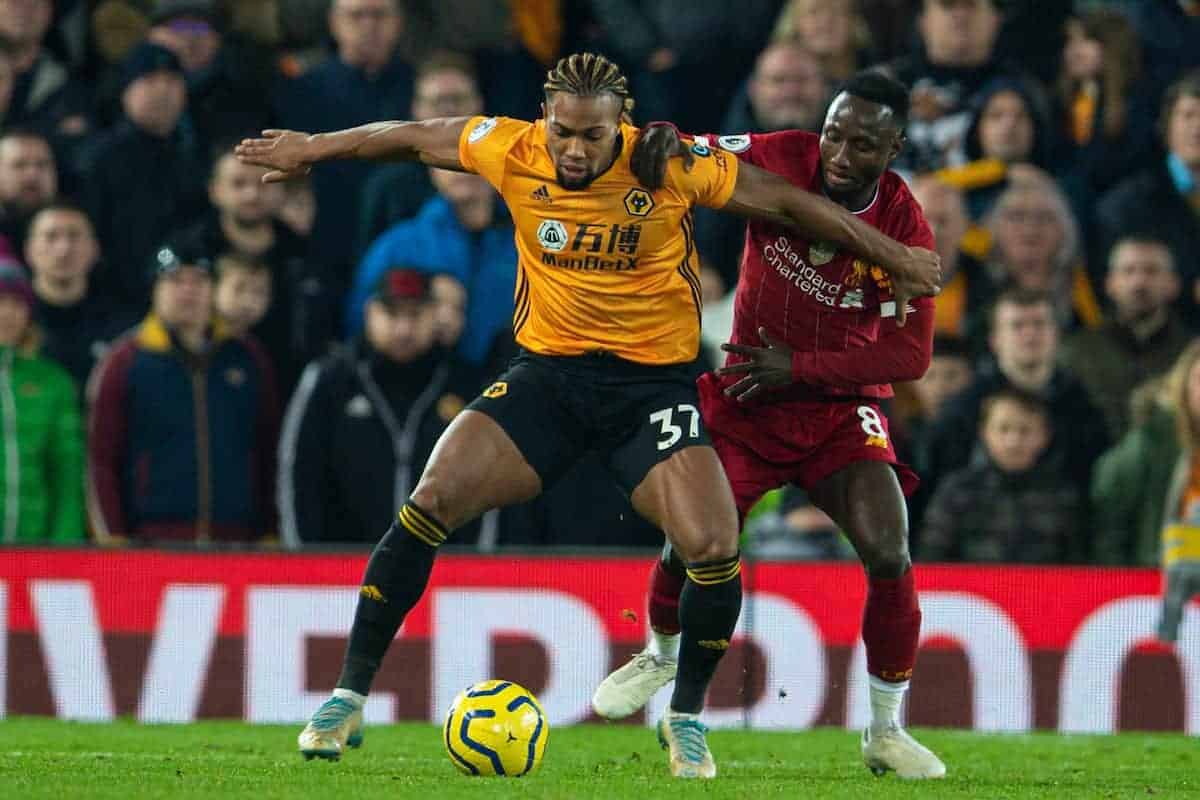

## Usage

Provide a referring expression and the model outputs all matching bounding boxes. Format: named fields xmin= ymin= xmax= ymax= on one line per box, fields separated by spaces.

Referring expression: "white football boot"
xmin=592 ymin=650 xmax=677 ymax=720
xmin=656 ymin=712 xmax=717 ymax=779
xmin=861 ymin=722 xmax=946 ymax=779
xmin=298 ymin=696 xmax=365 ymax=760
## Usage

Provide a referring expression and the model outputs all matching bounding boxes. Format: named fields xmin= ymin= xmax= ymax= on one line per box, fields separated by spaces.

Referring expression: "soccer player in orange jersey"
xmin=237 ymin=52 xmax=939 ymax=779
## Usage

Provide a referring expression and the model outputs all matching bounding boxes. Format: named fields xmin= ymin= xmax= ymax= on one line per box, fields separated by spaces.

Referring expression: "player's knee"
xmin=410 ymin=474 xmax=458 ymax=530
xmin=863 ymin=531 xmax=911 ymax=578
xmin=674 ymin=529 xmax=739 ymax=564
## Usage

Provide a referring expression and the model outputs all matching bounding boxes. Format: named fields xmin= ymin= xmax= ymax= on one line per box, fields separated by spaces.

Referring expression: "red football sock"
xmin=863 ymin=569 xmax=921 ymax=682
xmin=647 ymin=560 xmax=684 ymax=635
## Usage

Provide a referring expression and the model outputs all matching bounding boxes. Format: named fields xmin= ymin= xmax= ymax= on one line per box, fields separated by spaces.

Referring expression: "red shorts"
xmin=697 ymin=372 xmax=919 ymax=518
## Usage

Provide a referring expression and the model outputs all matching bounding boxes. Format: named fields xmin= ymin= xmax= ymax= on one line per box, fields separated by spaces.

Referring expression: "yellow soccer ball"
xmin=443 ymin=679 xmax=549 ymax=777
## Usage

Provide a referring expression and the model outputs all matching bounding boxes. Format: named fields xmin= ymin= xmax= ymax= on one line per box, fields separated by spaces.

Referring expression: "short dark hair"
xmin=416 ymin=50 xmax=477 ymax=85
xmin=923 ymin=0 xmax=997 ymax=11
xmin=987 ymin=286 xmax=1054 ymax=329
xmin=1108 ymin=233 xmax=1175 ymax=273
xmin=1161 ymin=68 xmax=1200 ymax=139
xmin=839 ymin=70 xmax=911 ymax=131
xmin=0 ymin=126 xmax=53 ymax=150
xmin=29 ymin=200 xmax=93 ymax=228
xmin=980 ymin=385 xmax=1050 ymax=429
xmin=208 ymin=135 xmax=245 ymax=173
xmin=216 ymin=253 xmax=271 ymax=280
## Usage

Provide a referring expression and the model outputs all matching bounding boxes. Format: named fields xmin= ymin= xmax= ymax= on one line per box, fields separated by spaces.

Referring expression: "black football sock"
xmin=337 ymin=500 xmax=448 ymax=696
xmin=670 ymin=553 xmax=743 ymax=714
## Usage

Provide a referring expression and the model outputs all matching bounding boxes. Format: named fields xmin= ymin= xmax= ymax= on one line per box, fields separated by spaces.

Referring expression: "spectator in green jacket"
xmin=0 ymin=259 xmax=84 ymax=543
xmin=1090 ymin=342 xmax=1200 ymax=566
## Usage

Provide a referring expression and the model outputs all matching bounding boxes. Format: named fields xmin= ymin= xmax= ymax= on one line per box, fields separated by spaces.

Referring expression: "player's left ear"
xmin=539 ymin=101 xmax=547 ymax=120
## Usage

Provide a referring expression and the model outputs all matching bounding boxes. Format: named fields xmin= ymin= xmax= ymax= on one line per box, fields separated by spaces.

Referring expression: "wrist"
xmin=875 ymin=241 xmax=911 ymax=277
xmin=305 ymin=132 xmax=329 ymax=161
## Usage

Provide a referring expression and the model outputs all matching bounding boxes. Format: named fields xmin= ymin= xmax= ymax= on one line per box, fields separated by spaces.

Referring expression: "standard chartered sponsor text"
xmin=762 ymin=235 xmax=843 ymax=306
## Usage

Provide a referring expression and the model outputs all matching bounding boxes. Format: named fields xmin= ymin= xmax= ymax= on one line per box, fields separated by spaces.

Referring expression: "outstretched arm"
xmin=723 ymin=161 xmax=941 ymax=308
xmin=631 ymin=125 xmax=940 ymax=323
xmin=236 ymin=116 xmax=473 ymax=182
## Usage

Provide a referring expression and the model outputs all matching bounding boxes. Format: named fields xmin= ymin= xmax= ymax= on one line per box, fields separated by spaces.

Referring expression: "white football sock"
xmin=648 ymin=631 xmax=680 ymax=660
xmin=333 ymin=687 xmax=367 ymax=708
xmin=868 ymin=675 xmax=908 ymax=730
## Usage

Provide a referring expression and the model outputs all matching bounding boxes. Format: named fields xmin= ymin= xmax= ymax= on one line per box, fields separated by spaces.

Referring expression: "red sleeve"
xmin=703 ymin=130 xmax=820 ymax=172
xmin=86 ymin=340 xmax=134 ymax=541
xmin=790 ymin=296 xmax=935 ymax=387
xmin=245 ymin=336 xmax=281 ymax=538
xmin=887 ymin=178 xmax=936 ymax=251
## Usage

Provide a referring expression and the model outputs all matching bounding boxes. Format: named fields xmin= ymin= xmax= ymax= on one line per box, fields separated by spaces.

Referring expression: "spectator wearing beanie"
xmin=76 ymin=40 xmax=207 ymax=310
xmin=146 ymin=0 xmax=276 ymax=153
xmin=87 ymin=235 xmax=280 ymax=545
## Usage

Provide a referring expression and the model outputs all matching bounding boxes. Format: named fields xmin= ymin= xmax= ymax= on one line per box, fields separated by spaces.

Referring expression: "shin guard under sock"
xmin=863 ymin=568 xmax=921 ymax=683
xmin=337 ymin=500 xmax=448 ymax=694
xmin=670 ymin=554 xmax=742 ymax=713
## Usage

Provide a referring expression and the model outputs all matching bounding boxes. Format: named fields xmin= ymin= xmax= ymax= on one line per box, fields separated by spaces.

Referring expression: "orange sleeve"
xmin=457 ymin=116 xmax=531 ymax=191
xmin=665 ymin=144 xmax=740 ymax=209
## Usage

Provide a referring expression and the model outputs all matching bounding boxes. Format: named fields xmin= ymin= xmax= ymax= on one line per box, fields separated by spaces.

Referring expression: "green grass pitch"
xmin=1 ymin=717 xmax=1196 ymax=799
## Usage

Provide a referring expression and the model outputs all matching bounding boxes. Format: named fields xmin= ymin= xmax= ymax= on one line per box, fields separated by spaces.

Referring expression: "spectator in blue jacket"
xmin=355 ymin=50 xmax=484 ymax=258
xmin=346 ymin=168 xmax=516 ymax=370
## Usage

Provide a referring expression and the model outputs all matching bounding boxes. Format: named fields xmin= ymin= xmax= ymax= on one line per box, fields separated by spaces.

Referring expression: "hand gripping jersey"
xmin=704 ymin=130 xmax=935 ymax=400
xmin=459 ymin=116 xmax=738 ymax=365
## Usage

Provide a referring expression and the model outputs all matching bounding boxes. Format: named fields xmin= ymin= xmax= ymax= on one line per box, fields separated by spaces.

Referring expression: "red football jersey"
xmin=697 ymin=130 xmax=936 ymax=400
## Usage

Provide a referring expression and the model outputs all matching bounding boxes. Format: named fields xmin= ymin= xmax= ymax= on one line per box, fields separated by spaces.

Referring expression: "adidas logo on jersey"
xmin=531 ymin=184 xmax=552 ymax=203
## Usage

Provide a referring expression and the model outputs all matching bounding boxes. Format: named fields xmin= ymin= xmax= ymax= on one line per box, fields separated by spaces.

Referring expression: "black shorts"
xmin=466 ymin=350 xmax=711 ymax=493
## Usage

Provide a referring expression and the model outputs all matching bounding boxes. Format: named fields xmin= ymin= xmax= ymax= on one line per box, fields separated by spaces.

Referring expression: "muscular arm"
xmin=790 ymin=297 xmax=935 ymax=387
xmin=236 ymin=117 xmax=472 ymax=181
xmin=633 ymin=125 xmax=939 ymax=298
xmin=723 ymin=161 xmax=937 ymax=290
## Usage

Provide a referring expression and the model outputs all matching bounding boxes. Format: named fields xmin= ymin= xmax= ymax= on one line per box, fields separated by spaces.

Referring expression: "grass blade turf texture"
xmin=1 ymin=717 xmax=1195 ymax=799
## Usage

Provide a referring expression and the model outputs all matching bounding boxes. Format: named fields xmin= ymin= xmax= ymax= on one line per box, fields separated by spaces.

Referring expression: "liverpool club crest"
xmin=809 ymin=240 xmax=836 ymax=265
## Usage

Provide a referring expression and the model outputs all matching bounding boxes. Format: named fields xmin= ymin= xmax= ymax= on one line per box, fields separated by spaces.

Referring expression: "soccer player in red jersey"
xmin=594 ymin=71 xmax=946 ymax=779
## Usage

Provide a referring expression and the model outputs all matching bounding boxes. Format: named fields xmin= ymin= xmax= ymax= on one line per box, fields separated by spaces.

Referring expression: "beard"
xmin=1119 ymin=295 xmax=1163 ymax=325
xmin=820 ymin=173 xmax=871 ymax=209
xmin=555 ymin=166 xmax=596 ymax=191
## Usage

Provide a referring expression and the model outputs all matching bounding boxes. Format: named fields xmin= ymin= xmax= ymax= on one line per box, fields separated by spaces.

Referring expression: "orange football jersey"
xmin=458 ymin=115 xmax=738 ymax=365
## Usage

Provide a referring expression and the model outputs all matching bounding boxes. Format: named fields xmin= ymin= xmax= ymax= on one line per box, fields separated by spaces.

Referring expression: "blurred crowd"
xmin=1 ymin=0 xmax=1199 ymax=574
